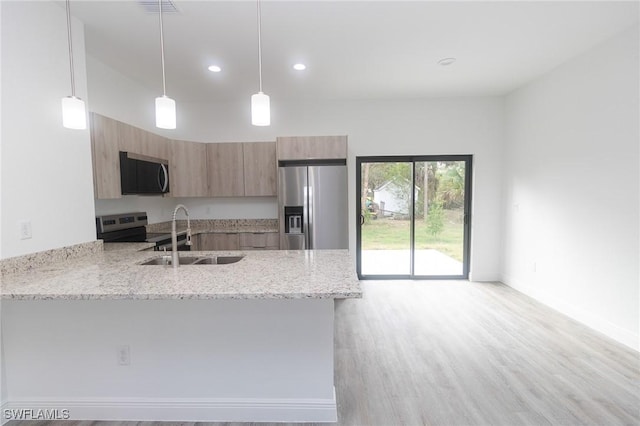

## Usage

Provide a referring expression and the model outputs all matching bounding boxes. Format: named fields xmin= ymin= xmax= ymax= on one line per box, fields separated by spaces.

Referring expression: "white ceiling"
xmin=69 ymin=1 xmax=639 ymax=102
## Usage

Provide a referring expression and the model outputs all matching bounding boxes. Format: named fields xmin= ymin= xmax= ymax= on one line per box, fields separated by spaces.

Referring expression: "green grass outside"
xmin=361 ymin=210 xmax=464 ymax=261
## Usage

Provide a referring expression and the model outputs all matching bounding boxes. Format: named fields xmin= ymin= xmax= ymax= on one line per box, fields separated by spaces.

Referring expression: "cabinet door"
xmin=276 ymin=136 xmax=347 ymax=160
xmin=243 ymin=142 xmax=277 ymax=196
xmin=90 ymin=113 xmax=121 ymax=199
xmin=118 ymin=121 xmax=169 ymax=162
xmin=141 ymin=132 xmax=169 ymax=162
xmin=170 ymin=140 xmax=208 ymax=197
xmin=198 ymin=233 xmax=240 ymax=250
xmin=118 ymin=121 xmax=144 ymax=154
xmin=207 ymin=143 xmax=244 ymax=197
xmin=239 ymin=232 xmax=279 ymax=250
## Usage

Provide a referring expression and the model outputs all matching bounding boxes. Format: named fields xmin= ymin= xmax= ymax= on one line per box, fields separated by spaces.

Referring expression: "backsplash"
xmin=0 ymin=240 xmax=103 ymax=276
xmin=147 ymin=219 xmax=279 ymax=233
xmin=95 ymin=196 xmax=278 ymax=224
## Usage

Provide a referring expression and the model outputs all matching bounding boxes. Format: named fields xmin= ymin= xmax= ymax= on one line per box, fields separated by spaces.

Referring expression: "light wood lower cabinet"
xmin=193 ymin=232 xmax=279 ymax=251
xmin=239 ymin=232 xmax=279 ymax=250
xmin=194 ymin=233 xmax=240 ymax=251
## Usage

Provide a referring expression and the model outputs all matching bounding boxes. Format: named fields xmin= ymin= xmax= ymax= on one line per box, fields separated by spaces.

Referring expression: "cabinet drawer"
xmin=239 ymin=232 xmax=279 ymax=249
xmin=196 ymin=233 xmax=239 ymax=251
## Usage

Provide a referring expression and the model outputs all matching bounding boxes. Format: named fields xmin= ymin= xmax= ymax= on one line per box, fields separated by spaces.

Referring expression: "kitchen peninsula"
xmin=1 ymin=247 xmax=361 ymax=422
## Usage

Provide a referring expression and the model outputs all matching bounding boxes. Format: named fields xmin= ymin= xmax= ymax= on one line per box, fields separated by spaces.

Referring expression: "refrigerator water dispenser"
xmin=284 ymin=206 xmax=304 ymax=234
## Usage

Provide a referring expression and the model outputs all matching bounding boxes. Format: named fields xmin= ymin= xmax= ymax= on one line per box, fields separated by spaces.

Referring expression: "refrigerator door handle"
xmin=303 ymin=180 xmax=313 ymax=250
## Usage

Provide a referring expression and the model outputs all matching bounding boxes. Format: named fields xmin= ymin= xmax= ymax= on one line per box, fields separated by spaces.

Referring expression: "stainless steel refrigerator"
xmin=279 ymin=162 xmax=348 ymax=250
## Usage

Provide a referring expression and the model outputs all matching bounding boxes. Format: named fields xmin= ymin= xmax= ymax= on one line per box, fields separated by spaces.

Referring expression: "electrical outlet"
xmin=19 ymin=221 xmax=32 ymax=240
xmin=117 ymin=345 xmax=131 ymax=366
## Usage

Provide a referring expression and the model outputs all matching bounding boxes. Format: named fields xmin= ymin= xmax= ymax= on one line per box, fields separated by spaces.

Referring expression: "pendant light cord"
xmin=158 ymin=0 xmax=167 ymax=96
xmin=257 ymin=0 xmax=263 ymax=93
xmin=65 ymin=0 xmax=76 ymax=97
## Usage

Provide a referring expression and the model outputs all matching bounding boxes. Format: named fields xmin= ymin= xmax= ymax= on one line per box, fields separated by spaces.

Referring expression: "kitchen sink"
xmin=140 ymin=255 xmax=244 ymax=266
xmin=140 ymin=256 xmax=200 ymax=266
xmin=193 ymin=256 xmax=244 ymax=265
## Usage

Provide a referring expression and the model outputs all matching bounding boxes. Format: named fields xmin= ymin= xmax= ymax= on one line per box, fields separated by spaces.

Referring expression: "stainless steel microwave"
xmin=119 ymin=152 xmax=169 ymax=195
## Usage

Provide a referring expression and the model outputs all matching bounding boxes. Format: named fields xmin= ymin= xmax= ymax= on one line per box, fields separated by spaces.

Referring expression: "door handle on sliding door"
xmin=360 ymin=214 xmax=365 ymax=225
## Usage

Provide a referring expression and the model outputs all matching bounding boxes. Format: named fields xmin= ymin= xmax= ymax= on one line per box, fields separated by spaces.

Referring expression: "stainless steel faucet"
xmin=171 ymin=204 xmax=192 ymax=268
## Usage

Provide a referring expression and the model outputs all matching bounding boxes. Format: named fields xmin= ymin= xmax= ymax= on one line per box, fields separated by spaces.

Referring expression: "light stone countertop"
xmin=1 ymin=249 xmax=362 ymax=301
xmin=103 ymin=242 xmax=156 ymax=252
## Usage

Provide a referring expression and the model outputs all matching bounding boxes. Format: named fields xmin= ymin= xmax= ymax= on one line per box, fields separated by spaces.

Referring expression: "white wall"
xmin=0 ymin=1 xmax=96 ymax=259
xmin=502 ymin=25 xmax=639 ymax=350
xmin=86 ymin=55 xmax=170 ymax=139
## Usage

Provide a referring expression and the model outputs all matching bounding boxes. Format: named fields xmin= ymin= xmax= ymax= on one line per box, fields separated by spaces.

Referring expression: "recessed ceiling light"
xmin=208 ymin=65 xmax=222 ymax=73
xmin=437 ymin=57 xmax=456 ymax=66
xmin=293 ymin=63 xmax=306 ymax=71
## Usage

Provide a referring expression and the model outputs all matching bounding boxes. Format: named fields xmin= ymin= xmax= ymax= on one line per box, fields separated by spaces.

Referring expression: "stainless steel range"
xmin=96 ymin=212 xmax=190 ymax=251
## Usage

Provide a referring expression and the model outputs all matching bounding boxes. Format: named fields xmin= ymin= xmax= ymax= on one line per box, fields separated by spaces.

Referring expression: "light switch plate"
xmin=117 ymin=345 xmax=131 ymax=366
xmin=19 ymin=221 xmax=32 ymax=240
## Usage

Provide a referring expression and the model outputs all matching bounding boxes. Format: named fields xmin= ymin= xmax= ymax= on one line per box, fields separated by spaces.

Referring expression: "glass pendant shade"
xmin=251 ymin=91 xmax=270 ymax=126
xmin=61 ymin=96 xmax=86 ymax=129
xmin=155 ymin=95 xmax=176 ymax=129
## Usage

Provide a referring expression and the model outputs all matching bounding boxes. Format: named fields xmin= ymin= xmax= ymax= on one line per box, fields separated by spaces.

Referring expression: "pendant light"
xmin=251 ymin=0 xmax=270 ymax=126
xmin=155 ymin=0 xmax=176 ymax=129
xmin=61 ymin=0 xmax=86 ymax=130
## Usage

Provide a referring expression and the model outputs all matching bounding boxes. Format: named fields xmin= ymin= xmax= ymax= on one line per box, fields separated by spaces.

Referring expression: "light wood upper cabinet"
xmin=207 ymin=142 xmax=277 ymax=197
xmin=118 ymin=121 xmax=169 ymax=162
xmin=91 ymin=113 xmax=337 ymax=200
xmin=243 ymin=142 xmax=277 ymax=196
xmin=90 ymin=112 xmax=171 ymax=199
xmin=276 ymin=135 xmax=347 ymax=161
xmin=170 ymin=140 xmax=209 ymax=197
xmin=90 ymin=113 xmax=122 ymax=199
xmin=207 ymin=143 xmax=245 ymax=197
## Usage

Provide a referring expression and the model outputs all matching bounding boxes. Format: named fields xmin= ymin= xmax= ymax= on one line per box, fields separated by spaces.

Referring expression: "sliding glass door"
xmin=357 ymin=156 xmax=472 ymax=279
xmin=359 ymin=161 xmax=413 ymax=275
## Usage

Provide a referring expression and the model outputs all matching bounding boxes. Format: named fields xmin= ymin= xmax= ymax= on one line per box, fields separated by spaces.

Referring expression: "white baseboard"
xmin=2 ymin=393 xmax=338 ymax=423
xmin=500 ymin=274 xmax=639 ymax=352
xmin=468 ymin=272 xmax=500 ymax=282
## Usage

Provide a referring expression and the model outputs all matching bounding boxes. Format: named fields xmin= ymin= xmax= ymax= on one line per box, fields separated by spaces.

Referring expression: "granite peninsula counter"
xmin=1 ymin=249 xmax=360 ymax=423
xmin=1 ymin=249 xmax=361 ymax=300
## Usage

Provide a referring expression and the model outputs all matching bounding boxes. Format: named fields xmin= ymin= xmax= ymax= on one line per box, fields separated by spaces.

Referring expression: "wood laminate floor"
xmin=9 ymin=281 xmax=640 ymax=426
